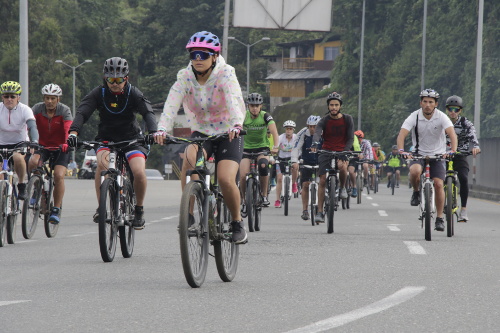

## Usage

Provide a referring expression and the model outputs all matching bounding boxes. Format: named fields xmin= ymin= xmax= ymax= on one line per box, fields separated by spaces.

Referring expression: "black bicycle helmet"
xmin=326 ymin=91 xmax=343 ymax=105
xmin=103 ymin=57 xmax=129 ymax=78
xmin=247 ymin=93 xmax=263 ymax=105
xmin=445 ymin=95 xmax=463 ymax=108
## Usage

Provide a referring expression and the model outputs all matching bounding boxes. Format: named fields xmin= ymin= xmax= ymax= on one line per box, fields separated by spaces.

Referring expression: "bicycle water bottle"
xmin=43 ymin=177 xmax=50 ymax=192
xmin=210 ymin=194 xmax=217 ymax=218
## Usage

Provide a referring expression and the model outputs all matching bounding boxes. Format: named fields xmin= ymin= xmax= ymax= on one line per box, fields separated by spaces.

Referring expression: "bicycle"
xmin=242 ymin=151 xmax=269 ymax=232
xmin=370 ymin=161 xmax=381 ymax=193
xmin=384 ymin=164 xmax=399 ymax=196
xmin=407 ymin=154 xmax=444 ymax=241
xmin=444 ymin=152 xmax=472 ymax=237
xmin=22 ymin=145 xmax=64 ymax=239
xmin=301 ymin=163 xmax=320 ymax=226
xmin=275 ymin=158 xmax=294 ymax=216
xmin=166 ymin=132 xmax=244 ymax=288
xmin=318 ymin=150 xmax=356 ymax=234
xmin=354 ymin=159 xmax=371 ymax=204
xmin=79 ymin=139 xmax=141 ymax=262
xmin=0 ymin=142 xmax=28 ymax=246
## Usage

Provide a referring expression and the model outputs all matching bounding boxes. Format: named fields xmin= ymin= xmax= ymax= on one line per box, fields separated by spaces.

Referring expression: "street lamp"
xmin=227 ymin=37 xmax=270 ymax=97
xmin=55 ymin=59 xmax=92 ymax=160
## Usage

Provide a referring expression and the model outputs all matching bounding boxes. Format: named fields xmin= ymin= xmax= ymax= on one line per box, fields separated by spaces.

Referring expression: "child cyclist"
xmin=154 ymin=31 xmax=247 ymax=244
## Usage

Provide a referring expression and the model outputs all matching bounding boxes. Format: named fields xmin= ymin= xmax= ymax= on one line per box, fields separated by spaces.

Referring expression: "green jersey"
xmin=243 ymin=110 xmax=275 ymax=149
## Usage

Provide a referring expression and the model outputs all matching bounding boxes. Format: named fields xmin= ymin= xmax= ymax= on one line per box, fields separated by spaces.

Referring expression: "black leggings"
xmin=453 ymin=157 xmax=470 ymax=207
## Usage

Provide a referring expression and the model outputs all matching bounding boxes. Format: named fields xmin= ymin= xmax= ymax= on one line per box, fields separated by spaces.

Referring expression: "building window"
xmin=324 ymin=47 xmax=339 ymax=61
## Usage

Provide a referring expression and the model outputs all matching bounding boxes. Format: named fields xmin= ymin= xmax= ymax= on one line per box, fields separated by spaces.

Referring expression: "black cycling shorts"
xmin=34 ymin=149 xmax=70 ymax=167
xmin=192 ymin=131 xmax=243 ymax=164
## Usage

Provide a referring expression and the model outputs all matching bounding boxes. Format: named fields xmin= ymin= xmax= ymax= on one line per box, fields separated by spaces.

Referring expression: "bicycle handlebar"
xmin=161 ymin=130 xmax=247 ymax=146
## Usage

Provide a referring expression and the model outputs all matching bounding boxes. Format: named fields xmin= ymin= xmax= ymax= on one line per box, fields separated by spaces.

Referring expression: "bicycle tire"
xmin=98 ymin=178 xmax=118 ymax=262
xmin=22 ymin=176 xmax=42 ymax=239
xmin=365 ymin=175 xmax=371 ymax=195
xmin=391 ymin=173 xmax=396 ymax=195
xmin=119 ymin=179 xmax=135 ymax=258
xmin=284 ymin=176 xmax=290 ymax=216
xmin=327 ymin=177 xmax=336 ymax=234
xmin=452 ymin=183 xmax=459 ymax=236
xmin=310 ymin=183 xmax=316 ymax=226
xmin=214 ymin=197 xmax=239 ymax=282
xmin=6 ymin=187 xmax=18 ymax=244
xmin=179 ymin=181 xmax=208 ymax=288
xmin=0 ymin=182 xmax=7 ymax=247
xmin=43 ymin=182 xmax=58 ymax=238
xmin=356 ymin=174 xmax=362 ymax=204
xmin=374 ymin=174 xmax=379 ymax=193
xmin=424 ymin=182 xmax=432 ymax=241
xmin=246 ymin=177 xmax=255 ymax=232
xmin=445 ymin=177 xmax=454 ymax=238
xmin=254 ymin=181 xmax=262 ymax=232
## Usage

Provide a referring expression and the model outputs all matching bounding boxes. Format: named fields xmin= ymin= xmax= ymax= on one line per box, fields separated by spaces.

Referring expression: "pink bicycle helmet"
xmin=186 ymin=31 xmax=221 ymax=53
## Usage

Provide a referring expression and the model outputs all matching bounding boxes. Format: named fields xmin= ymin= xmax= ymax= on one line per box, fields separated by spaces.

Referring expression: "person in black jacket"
xmin=67 ymin=57 xmax=157 ymax=230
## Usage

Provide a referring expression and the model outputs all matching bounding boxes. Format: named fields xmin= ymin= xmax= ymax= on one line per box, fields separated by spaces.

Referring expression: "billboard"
xmin=233 ymin=0 xmax=332 ymax=32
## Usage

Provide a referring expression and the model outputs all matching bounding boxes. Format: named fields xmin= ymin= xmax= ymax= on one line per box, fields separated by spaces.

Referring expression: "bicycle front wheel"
xmin=445 ymin=177 xmax=454 ymax=238
xmin=214 ymin=198 xmax=239 ymax=282
xmin=391 ymin=173 xmax=396 ymax=195
xmin=245 ymin=178 xmax=256 ymax=232
xmin=424 ymin=182 xmax=432 ymax=241
xmin=22 ymin=176 xmax=42 ymax=239
xmin=179 ymin=181 xmax=208 ymax=288
xmin=43 ymin=185 xmax=58 ymax=238
xmin=119 ymin=179 xmax=135 ymax=258
xmin=254 ymin=182 xmax=262 ymax=232
xmin=0 ymin=182 xmax=8 ymax=247
xmin=310 ymin=183 xmax=316 ymax=226
xmin=98 ymin=178 xmax=118 ymax=262
xmin=284 ymin=176 xmax=290 ymax=216
xmin=6 ymin=187 xmax=18 ymax=244
xmin=327 ymin=178 xmax=336 ymax=234
xmin=356 ymin=174 xmax=362 ymax=204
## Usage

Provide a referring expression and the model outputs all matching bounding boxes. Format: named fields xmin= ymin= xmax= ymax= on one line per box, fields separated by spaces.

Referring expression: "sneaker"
xmin=315 ymin=212 xmax=325 ymax=223
xmin=292 ymin=183 xmax=298 ymax=193
xmin=230 ymin=220 xmax=248 ymax=244
xmin=261 ymin=196 xmax=270 ymax=207
xmin=396 ymin=183 xmax=400 ymax=188
xmin=351 ymin=188 xmax=358 ymax=198
xmin=340 ymin=187 xmax=348 ymax=199
xmin=387 ymin=181 xmax=391 ymax=188
xmin=241 ymin=203 xmax=247 ymax=218
xmin=435 ymin=217 xmax=445 ymax=232
xmin=274 ymin=200 xmax=281 ymax=208
xmin=133 ymin=205 xmax=145 ymax=230
xmin=411 ymin=191 xmax=420 ymax=206
xmin=93 ymin=209 xmax=99 ymax=223
xmin=17 ymin=183 xmax=27 ymax=200
xmin=458 ymin=209 xmax=469 ymax=222
xmin=363 ymin=179 xmax=367 ymax=187
xmin=48 ymin=207 xmax=61 ymax=224
xmin=301 ymin=210 xmax=309 ymax=220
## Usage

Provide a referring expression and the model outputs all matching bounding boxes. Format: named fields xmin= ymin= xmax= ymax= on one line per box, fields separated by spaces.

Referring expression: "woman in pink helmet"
xmin=155 ymin=31 xmax=247 ymax=244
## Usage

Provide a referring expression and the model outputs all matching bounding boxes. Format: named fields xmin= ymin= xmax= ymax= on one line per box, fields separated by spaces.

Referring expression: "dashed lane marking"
xmin=403 ymin=241 xmax=427 ymax=254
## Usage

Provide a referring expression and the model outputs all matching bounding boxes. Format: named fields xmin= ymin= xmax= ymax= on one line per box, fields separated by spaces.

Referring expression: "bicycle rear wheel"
xmin=374 ymin=174 xmax=379 ymax=193
xmin=254 ymin=182 xmax=262 ymax=232
xmin=327 ymin=178 xmax=336 ymax=234
xmin=43 ymin=185 xmax=58 ymax=238
xmin=445 ymin=177 xmax=454 ymax=238
xmin=391 ymin=173 xmax=396 ymax=195
xmin=284 ymin=176 xmax=290 ymax=216
xmin=0 ymin=182 xmax=7 ymax=247
xmin=424 ymin=183 xmax=432 ymax=241
xmin=119 ymin=179 xmax=135 ymax=258
xmin=365 ymin=175 xmax=371 ymax=195
xmin=214 ymin=198 xmax=239 ymax=282
xmin=6 ymin=187 xmax=18 ymax=244
xmin=310 ymin=183 xmax=316 ymax=226
xmin=22 ymin=176 xmax=42 ymax=239
xmin=245 ymin=178 xmax=256 ymax=232
xmin=356 ymin=174 xmax=362 ymax=204
xmin=179 ymin=181 xmax=208 ymax=288
xmin=98 ymin=178 xmax=118 ymax=262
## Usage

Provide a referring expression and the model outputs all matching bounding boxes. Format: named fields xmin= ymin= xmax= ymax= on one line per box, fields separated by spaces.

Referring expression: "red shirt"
xmin=32 ymin=103 xmax=73 ymax=147
xmin=322 ymin=116 xmax=347 ymax=151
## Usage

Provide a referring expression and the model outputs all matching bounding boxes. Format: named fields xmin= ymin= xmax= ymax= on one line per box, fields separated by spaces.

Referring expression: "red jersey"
xmin=321 ymin=116 xmax=347 ymax=151
xmin=32 ymin=102 xmax=73 ymax=147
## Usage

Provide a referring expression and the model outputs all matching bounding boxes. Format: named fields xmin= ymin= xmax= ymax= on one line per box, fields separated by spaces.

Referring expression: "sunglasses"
xmin=447 ymin=106 xmax=461 ymax=113
xmin=105 ymin=77 xmax=126 ymax=84
xmin=189 ymin=50 xmax=214 ymax=61
xmin=2 ymin=94 xmax=18 ymax=99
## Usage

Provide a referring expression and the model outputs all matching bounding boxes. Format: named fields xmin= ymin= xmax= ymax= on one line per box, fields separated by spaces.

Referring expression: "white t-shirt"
xmin=0 ymin=102 xmax=35 ymax=145
xmin=277 ymin=133 xmax=297 ymax=159
xmin=401 ymin=108 xmax=453 ymax=155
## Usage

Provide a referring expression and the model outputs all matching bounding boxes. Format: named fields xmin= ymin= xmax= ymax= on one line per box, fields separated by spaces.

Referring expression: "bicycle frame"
xmin=301 ymin=163 xmax=319 ymax=226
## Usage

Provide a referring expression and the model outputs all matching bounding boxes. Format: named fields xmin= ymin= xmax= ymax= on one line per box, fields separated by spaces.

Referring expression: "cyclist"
xmin=385 ymin=145 xmax=405 ymax=188
xmin=240 ymin=92 xmax=279 ymax=215
xmin=67 ymin=57 xmax=158 ymax=230
xmin=0 ymin=81 xmax=39 ymax=200
xmin=445 ymin=95 xmax=481 ymax=222
xmin=355 ymin=130 xmax=373 ymax=188
xmin=347 ymin=133 xmax=361 ymax=198
xmin=292 ymin=115 xmax=321 ymax=220
xmin=274 ymin=120 xmax=299 ymax=208
xmin=311 ymin=92 xmax=354 ymax=222
xmin=397 ymin=88 xmax=457 ymax=232
xmin=28 ymin=84 xmax=73 ymax=224
xmin=153 ymin=31 xmax=247 ymax=244
xmin=371 ymin=142 xmax=385 ymax=188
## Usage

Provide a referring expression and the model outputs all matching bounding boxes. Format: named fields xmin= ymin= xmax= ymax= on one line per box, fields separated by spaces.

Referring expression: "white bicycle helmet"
xmin=41 ymin=83 xmax=62 ymax=96
xmin=419 ymin=88 xmax=440 ymax=100
xmin=283 ymin=120 xmax=296 ymax=128
xmin=306 ymin=115 xmax=321 ymax=126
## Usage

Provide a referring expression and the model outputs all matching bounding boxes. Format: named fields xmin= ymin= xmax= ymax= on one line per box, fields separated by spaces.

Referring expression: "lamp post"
xmin=55 ymin=59 xmax=92 ymax=161
xmin=227 ymin=37 xmax=270 ymax=97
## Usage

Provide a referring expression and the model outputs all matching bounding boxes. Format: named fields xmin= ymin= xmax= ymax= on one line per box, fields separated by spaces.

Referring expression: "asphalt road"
xmin=1 ymin=179 xmax=499 ymax=332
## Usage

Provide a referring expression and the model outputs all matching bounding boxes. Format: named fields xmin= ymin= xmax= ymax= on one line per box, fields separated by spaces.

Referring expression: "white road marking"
xmin=366 ymin=196 xmax=373 ymax=200
xmin=161 ymin=215 xmax=179 ymax=220
xmin=0 ymin=300 xmax=31 ymax=307
xmin=378 ymin=210 xmax=388 ymax=216
xmin=285 ymin=286 xmax=426 ymax=333
xmin=372 ymin=203 xmax=379 ymax=207
xmin=16 ymin=240 xmax=37 ymax=243
xmin=403 ymin=241 xmax=427 ymax=255
xmin=387 ymin=225 xmax=400 ymax=231
xmin=68 ymin=232 xmax=96 ymax=237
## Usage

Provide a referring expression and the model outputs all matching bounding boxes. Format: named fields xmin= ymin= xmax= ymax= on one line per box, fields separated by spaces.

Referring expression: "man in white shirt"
xmin=397 ymin=89 xmax=457 ymax=232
